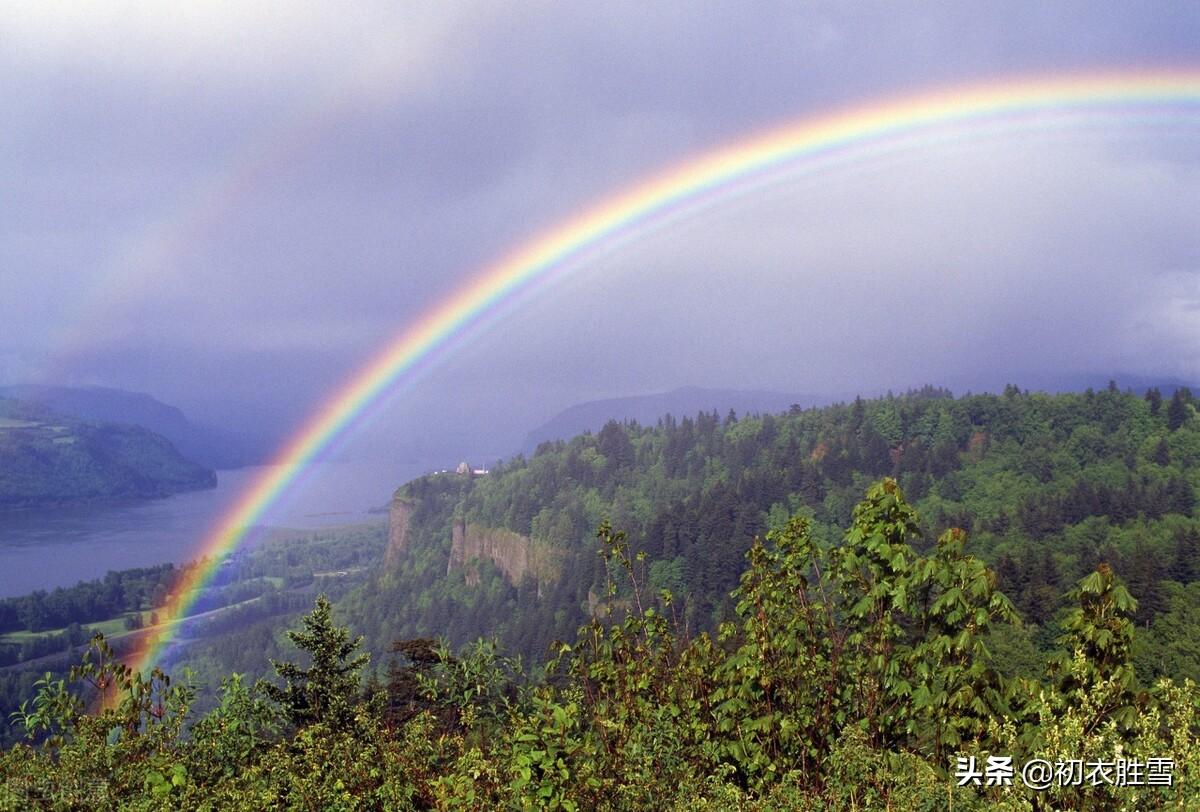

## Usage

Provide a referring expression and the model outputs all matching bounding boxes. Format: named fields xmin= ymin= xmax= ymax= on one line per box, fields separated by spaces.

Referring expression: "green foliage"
xmin=0 ymin=396 xmax=215 ymax=509
xmin=707 ymin=480 xmax=1019 ymax=794
xmin=414 ymin=637 xmax=525 ymax=738
xmin=907 ymin=524 xmax=1017 ymax=759
xmin=8 ymin=671 xmax=81 ymax=747
xmin=1 ymin=634 xmax=195 ymax=809
xmin=2 ymin=483 xmax=1200 ymax=807
xmin=187 ymin=673 xmax=280 ymax=785
xmin=263 ymin=594 xmax=369 ymax=729
xmin=1136 ymin=581 xmax=1200 ymax=686
xmin=0 ymin=564 xmax=179 ymax=636
xmin=337 ymin=386 xmax=1198 ymax=688
xmin=1048 ymin=563 xmax=1144 ymax=734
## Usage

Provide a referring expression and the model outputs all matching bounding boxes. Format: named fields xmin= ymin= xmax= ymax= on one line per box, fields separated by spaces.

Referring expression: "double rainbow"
xmin=128 ymin=68 xmax=1200 ymax=673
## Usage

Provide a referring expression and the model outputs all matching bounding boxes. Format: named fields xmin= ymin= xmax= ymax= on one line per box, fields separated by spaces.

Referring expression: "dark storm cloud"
xmin=2 ymin=2 xmax=1198 ymax=459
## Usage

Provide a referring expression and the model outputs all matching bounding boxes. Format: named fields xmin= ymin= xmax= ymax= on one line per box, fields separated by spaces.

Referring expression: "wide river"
xmin=0 ymin=459 xmax=435 ymax=598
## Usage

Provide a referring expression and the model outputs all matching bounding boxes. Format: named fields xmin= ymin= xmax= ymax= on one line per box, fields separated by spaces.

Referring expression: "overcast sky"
xmin=3 ymin=2 xmax=1199 ymax=460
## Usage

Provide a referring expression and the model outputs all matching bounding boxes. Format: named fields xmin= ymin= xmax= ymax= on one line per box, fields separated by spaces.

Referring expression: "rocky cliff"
xmin=384 ymin=495 xmax=414 ymax=569
xmin=386 ymin=488 xmax=560 ymax=590
xmin=448 ymin=519 xmax=560 ymax=590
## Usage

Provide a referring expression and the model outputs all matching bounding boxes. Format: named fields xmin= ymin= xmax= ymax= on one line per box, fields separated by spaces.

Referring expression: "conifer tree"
xmin=264 ymin=594 xmax=368 ymax=729
xmin=1168 ymin=389 xmax=1190 ymax=431
xmin=1169 ymin=528 xmax=1200 ymax=584
xmin=1145 ymin=386 xmax=1162 ymax=416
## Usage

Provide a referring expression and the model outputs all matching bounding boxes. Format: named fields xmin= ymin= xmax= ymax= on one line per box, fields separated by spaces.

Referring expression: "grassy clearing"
xmin=89 ymin=615 xmax=141 ymax=636
xmin=0 ymin=612 xmax=140 ymax=644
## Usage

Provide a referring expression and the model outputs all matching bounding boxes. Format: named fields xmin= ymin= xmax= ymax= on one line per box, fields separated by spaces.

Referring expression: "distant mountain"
xmin=0 ymin=397 xmax=216 ymax=509
xmin=0 ymin=385 xmax=263 ymax=469
xmin=521 ymin=386 xmax=830 ymax=454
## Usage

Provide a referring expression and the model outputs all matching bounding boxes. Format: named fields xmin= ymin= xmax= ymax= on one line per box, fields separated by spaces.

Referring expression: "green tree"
xmin=1050 ymin=564 xmax=1143 ymax=732
xmin=264 ymin=594 xmax=368 ymax=729
xmin=1168 ymin=389 xmax=1190 ymax=431
xmin=1169 ymin=527 xmax=1200 ymax=583
xmin=830 ymin=478 xmax=920 ymax=749
xmin=711 ymin=479 xmax=1018 ymax=795
xmin=1145 ymin=386 xmax=1163 ymax=416
xmin=908 ymin=527 xmax=1017 ymax=760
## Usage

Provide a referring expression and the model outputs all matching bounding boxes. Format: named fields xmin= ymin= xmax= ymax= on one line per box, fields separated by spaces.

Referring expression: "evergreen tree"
xmin=1153 ymin=437 xmax=1171 ymax=466
xmin=1168 ymin=389 xmax=1190 ymax=431
xmin=1169 ymin=528 xmax=1200 ymax=584
xmin=994 ymin=552 xmax=1023 ymax=596
xmin=264 ymin=594 xmax=369 ymax=729
xmin=1124 ymin=542 xmax=1166 ymax=625
xmin=1145 ymin=386 xmax=1162 ymax=416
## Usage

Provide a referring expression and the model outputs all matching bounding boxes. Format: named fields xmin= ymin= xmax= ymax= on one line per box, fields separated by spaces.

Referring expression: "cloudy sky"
xmin=3 ymin=2 xmax=1199 ymax=460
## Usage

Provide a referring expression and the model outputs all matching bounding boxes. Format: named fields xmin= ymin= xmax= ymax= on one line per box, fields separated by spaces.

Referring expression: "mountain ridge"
xmin=0 ymin=384 xmax=265 ymax=469
xmin=0 ymin=396 xmax=217 ymax=510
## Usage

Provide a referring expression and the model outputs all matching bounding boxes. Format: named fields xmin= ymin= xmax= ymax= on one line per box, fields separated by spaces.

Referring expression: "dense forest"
xmin=2 ymin=383 xmax=1199 ymax=807
xmin=0 ymin=566 xmax=180 ymax=636
xmin=0 ymin=397 xmax=215 ymax=509
xmin=2 ymin=479 xmax=1199 ymax=808
xmin=338 ymin=384 xmax=1200 ymax=691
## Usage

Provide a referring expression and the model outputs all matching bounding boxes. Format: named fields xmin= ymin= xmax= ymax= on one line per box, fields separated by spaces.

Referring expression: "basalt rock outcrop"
xmin=384 ymin=495 xmax=415 ymax=569
xmin=447 ymin=519 xmax=560 ymax=589
xmin=386 ymin=489 xmax=560 ymax=591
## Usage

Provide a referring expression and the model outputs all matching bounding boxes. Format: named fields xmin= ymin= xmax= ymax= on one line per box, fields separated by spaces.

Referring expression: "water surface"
xmin=0 ymin=459 xmax=432 ymax=597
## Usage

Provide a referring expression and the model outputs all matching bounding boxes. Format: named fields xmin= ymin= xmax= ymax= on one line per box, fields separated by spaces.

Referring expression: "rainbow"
xmin=128 ymin=68 xmax=1200 ymax=673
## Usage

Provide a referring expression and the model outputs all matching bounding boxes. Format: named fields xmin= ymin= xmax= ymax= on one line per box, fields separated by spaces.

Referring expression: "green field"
xmin=0 ymin=612 xmax=143 ymax=644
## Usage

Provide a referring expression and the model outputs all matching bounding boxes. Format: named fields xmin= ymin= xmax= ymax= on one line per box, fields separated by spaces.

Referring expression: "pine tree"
xmin=1169 ymin=528 xmax=1200 ymax=584
xmin=1168 ymin=389 xmax=1190 ymax=431
xmin=1145 ymin=386 xmax=1163 ymax=416
xmin=264 ymin=594 xmax=369 ymax=729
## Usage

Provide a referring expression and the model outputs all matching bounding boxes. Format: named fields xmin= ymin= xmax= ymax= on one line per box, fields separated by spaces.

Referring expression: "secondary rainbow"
xmin=128 ymin=68 xmax=1200 ymax=673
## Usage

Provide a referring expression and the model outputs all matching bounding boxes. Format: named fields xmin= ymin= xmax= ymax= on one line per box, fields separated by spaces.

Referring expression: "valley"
xmin=3 ymin=382 xmax=1199 ymax=805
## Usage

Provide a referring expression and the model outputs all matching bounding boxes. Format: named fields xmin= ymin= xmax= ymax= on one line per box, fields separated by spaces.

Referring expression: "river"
xmin=0 ymin=459 xmax=435 ymax=598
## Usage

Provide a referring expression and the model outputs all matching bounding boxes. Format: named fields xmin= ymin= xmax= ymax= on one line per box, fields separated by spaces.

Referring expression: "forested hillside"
xmin=0 ymin=397 xmax=216 ymax=509
xmin=4 ymin=479 xmax=1200 ymax=808
xmin=4 ymin=383 xmax=1199 ymax=807
xmin=520 ymin=386 xmax=817 ymax=454
xmin=344 ymin=384 xmax=1199 ymax=686
xmin=0 ymin=385 xmax=264 ymax=469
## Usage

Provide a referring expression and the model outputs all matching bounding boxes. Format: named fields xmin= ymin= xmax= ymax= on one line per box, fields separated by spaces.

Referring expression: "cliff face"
xmin=386 ymin=489 xmax=560 ymax=590
xmin=384 ymin=495 xmax=414 ymax=569
xmin=448 ymin=519 xmax=559 ymax=589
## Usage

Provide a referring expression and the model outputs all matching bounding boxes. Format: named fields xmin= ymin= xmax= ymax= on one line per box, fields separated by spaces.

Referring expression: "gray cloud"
xmin=2 ymin=2 xmax=1199 ymax=459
